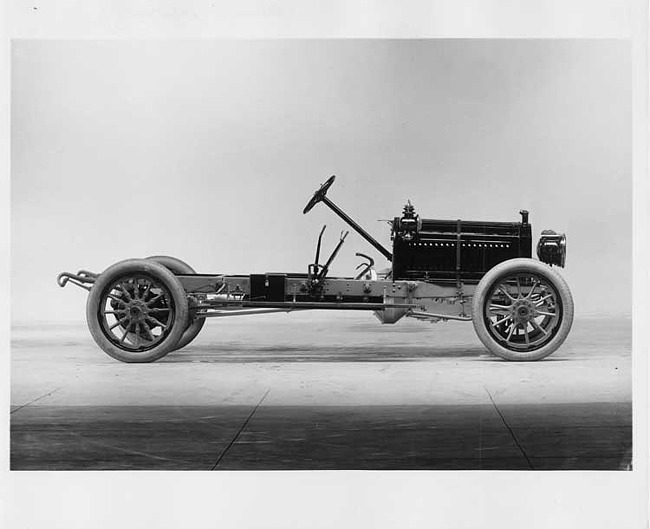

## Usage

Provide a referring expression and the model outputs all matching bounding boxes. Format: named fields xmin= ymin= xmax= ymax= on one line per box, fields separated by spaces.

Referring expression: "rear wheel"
xmin=471 ymin=258 xmax=574 ymax=361
xmin=86 ymin=259 xmax=189 ymax=363
xmin=112 ymin=256 xmax=205 ymax=350
xmin=145 ymin=256 xmax=205 ymax=350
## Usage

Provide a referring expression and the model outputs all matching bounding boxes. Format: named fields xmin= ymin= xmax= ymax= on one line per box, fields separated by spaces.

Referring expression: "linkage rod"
xmin=195 ymin=300 xmax=417 ymax=311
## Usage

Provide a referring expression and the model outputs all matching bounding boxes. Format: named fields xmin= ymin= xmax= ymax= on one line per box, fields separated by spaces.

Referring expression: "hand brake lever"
xmin=316 ymin=230 xmax=349 ymax=282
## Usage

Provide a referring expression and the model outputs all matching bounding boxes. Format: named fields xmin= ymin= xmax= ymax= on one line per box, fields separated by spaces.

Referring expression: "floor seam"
xmin=10 ymin=387 xmax=63 ymax=415
xmin=484 ymin=387 xmax=534 ymax=470
xmin=211 ymin=389 xmax=270 ymax=470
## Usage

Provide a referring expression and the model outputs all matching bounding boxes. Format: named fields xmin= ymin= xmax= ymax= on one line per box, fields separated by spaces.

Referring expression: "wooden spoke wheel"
xmin=86 ymin=259 xmax=189 ymax=363
xmin=472 ymin=258 xmax=574 ymax=361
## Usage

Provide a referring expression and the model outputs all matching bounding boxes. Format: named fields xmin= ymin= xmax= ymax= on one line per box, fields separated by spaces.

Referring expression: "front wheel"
xmin=471 ymin=258 xmax=574 ymax=361
xmin=86 ymin=259 xmax=189 ymax=363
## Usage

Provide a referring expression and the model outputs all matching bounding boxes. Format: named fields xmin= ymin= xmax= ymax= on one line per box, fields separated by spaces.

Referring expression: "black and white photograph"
xmin=11 ymin=38 xmax=632 ymax=470
xmin=2 ymin=1 xmax=648 ymax=528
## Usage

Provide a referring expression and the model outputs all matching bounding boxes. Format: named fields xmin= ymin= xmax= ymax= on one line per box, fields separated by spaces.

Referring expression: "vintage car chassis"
xmin=59 ymin=176 xmax=573 ymax=363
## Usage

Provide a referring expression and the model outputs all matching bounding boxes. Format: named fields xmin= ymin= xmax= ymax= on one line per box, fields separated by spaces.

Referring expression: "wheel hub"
xmin=510 ymin=299 xmax=535 ymax=325
xmin=125 ymin=300 xmax=148 ymax=323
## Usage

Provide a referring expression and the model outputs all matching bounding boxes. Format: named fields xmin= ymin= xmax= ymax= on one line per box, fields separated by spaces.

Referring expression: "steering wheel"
xmin=303 ymin=175 xmax=336 ymax=214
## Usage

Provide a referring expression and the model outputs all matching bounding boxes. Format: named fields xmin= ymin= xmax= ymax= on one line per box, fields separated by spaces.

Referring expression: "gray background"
xmin=11 ymin=39 xmax=631 ymax=322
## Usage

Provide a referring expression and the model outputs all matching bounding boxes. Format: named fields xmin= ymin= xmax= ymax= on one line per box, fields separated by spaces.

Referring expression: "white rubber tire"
xmin=86 ymin=259 xmax=189 ymax=363
xmin=471 ymin=258 xmax=574 ymax=361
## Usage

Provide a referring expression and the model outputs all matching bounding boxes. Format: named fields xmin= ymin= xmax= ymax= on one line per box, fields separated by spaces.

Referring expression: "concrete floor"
xmin=11 ymin=312 xmax=632 ymax=470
